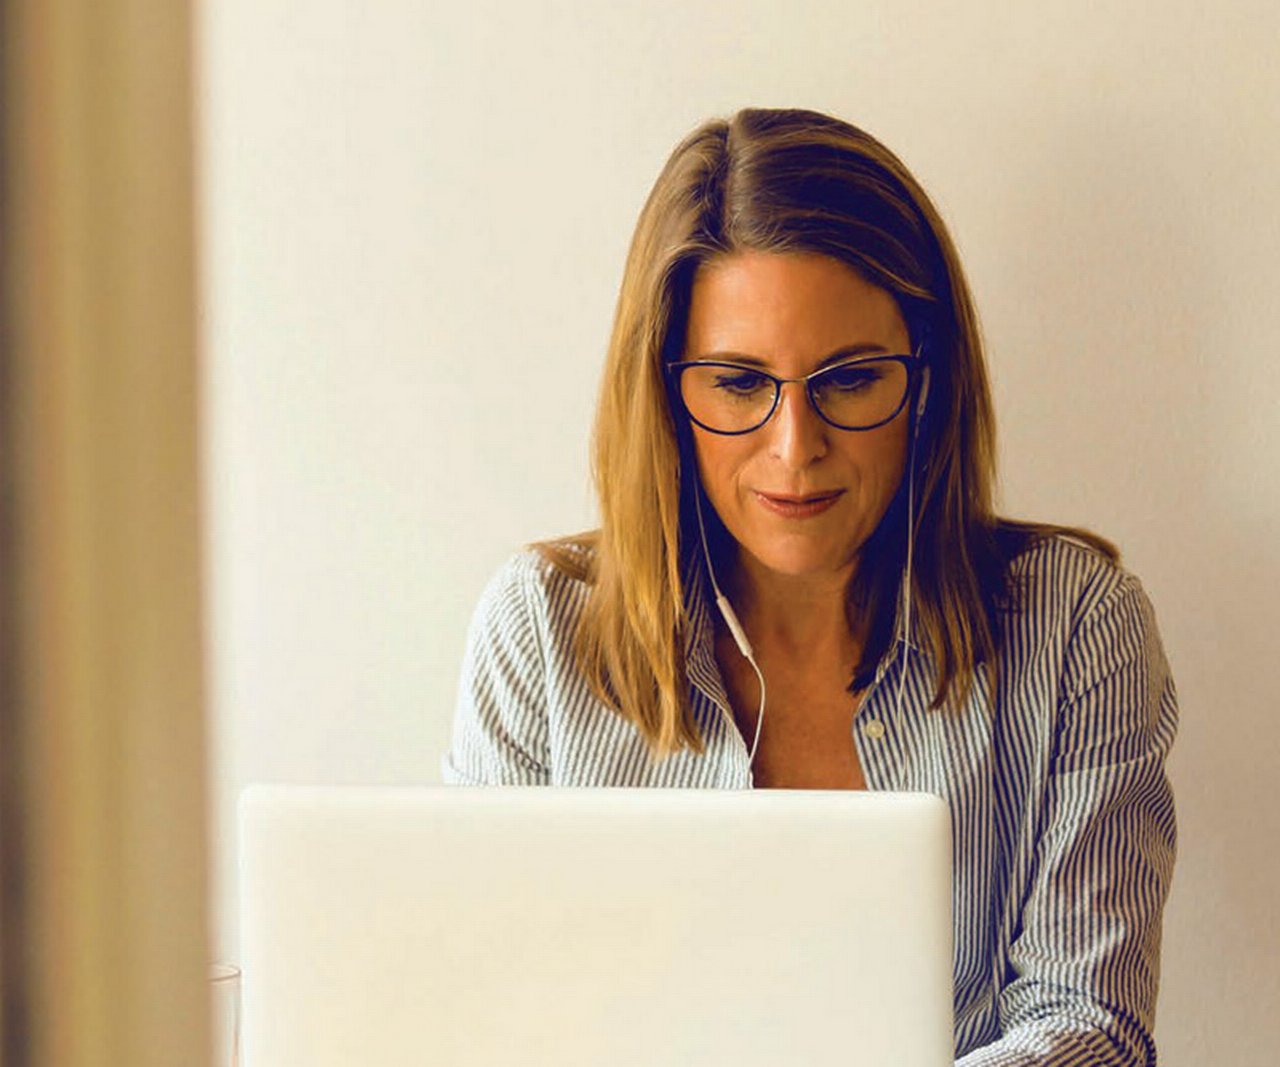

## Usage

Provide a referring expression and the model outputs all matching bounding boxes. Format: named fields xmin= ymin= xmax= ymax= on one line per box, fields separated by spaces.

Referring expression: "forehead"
xmin=683 ymin=251 xmax=908 ymax=364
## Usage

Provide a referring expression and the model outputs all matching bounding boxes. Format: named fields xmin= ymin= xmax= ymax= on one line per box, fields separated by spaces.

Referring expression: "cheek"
xmin=690 ymin=433 xmax=750 ymax=507
xmin=859 ymin=425 xmax=911 ymax=490
xmin=830 ymin=427 xmax=912 ymax=530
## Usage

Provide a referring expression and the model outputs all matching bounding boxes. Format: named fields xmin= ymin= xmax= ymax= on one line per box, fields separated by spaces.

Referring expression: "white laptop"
xmin=239 ymin=785 xmax=953 ymax=1067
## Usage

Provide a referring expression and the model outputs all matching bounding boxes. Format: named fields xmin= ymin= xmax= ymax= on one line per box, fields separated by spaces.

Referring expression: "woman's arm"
xmin=959 ymin=572 xmax=1178 ymax=1067
xmin=440 ymin=553 xmax=552 ymax=785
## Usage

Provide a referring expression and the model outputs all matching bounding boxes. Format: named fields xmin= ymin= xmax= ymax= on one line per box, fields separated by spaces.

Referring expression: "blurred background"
xmin=196 ymin=2 xmax=1279 ymax=1063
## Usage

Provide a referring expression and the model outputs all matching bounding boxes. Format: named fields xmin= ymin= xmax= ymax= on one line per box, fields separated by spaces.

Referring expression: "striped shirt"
xmin=441 ymin=533 xmax=1179 ymax=1066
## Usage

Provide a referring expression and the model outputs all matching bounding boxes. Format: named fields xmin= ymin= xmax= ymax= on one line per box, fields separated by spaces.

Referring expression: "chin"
xmin=742 ymin=539 xmax=852 ymax=578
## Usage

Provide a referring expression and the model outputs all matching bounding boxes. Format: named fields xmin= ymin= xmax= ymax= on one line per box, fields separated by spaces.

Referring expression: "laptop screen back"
xmin=239 ymin=785 xmax=953 ymax=1067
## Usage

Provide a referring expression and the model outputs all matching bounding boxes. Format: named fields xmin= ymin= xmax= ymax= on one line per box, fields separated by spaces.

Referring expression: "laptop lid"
xmin=239 ymin=785 xmax=953 ymax=1067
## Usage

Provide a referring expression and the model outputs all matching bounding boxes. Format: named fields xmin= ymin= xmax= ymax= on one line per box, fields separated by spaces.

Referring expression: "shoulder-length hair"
xmin=532 ymin=107 xmax=1117 ymax=758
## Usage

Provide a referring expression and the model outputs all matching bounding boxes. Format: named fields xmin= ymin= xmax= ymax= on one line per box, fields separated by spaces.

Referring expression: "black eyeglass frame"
xmin=664 ymin=352 xmax=926 ymax=435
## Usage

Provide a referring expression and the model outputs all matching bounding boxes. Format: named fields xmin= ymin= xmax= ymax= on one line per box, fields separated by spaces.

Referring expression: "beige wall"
xmin=197 ymin=2 xmax=1280 ymax=1063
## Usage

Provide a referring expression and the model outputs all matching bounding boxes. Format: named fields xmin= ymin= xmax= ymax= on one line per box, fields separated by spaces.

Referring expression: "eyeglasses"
xmin=665 ymin=353 xmax=923 ymax=435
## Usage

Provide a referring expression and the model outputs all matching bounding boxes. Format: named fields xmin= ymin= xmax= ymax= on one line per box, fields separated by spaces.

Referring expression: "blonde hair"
xmin=532 ymin=107 xmax=1117 ymax=757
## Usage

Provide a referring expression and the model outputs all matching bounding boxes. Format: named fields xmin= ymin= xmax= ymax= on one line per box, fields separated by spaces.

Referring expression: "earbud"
xmin=915 ymin=364 xmax=931 ymax=420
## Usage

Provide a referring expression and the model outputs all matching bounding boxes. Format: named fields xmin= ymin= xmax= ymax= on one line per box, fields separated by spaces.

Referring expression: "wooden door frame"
xmin=1 ymin=1 xmax=212 ymax=1064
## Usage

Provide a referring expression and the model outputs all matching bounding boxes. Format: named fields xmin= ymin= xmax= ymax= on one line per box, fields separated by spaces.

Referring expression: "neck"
xmin=720 ymin=551 xmax=864 ymax=660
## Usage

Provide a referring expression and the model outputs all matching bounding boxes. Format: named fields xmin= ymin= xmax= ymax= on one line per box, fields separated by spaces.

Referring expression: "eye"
xmin=712 ymin=369 xmax=772 ymax=396
xmin=823 ymin=364 xmax=883 ymax=392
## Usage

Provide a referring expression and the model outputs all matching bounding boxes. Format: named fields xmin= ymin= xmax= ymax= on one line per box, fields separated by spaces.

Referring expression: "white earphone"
xmin=695 ymin=356 xmax=931 ymax=772
xmin=893 ymin=361 xmax=929 ymax=722
xmin=693 ymin=472 xmax=765 ymax=761
xmin=915 ymin=363 xmax=931 ymax=421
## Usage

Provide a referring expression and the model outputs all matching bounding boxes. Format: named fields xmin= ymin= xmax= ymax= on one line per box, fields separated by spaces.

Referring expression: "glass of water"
xmin=209 ymin=962 xmax=241 ymax=1067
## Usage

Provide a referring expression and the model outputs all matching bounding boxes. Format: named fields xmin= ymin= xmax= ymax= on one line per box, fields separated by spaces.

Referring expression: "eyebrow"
xmin=688 ymin=343 xmax=890 ymax=370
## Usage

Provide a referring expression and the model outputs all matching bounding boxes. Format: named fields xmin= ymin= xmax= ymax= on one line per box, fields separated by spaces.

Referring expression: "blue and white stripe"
xmin=442 ymin=534 xmax=1178 ymax=1066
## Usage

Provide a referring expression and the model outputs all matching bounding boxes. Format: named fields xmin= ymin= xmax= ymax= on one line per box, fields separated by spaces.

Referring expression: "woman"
xmin=442 ymin=107 xmax=1178 ymax=1066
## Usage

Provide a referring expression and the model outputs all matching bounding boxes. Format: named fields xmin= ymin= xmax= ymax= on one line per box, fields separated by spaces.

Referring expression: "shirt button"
xmin=863 ymin=719 xmax=886 ymax=740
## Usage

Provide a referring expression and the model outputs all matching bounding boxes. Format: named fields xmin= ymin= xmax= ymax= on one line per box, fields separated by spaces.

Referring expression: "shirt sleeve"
xmin=957 ymin=571 xmax=1179 ymax=1067
xmin=439 ymin=553 xmax=552 ymax=785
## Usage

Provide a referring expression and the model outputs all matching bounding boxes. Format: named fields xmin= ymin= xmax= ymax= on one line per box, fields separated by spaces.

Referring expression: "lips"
xmin=758 ymin=490 xmax=842 ymax=504
xmin=754 ymin=489 xmax=844 ymax=518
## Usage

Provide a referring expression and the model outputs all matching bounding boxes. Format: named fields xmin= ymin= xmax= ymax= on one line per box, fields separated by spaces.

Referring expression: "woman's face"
xmin=681 ymin=250 xmax=913 ymax=584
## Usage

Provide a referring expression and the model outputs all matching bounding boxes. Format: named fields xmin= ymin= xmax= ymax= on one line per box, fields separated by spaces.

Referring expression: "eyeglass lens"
xmin=679 ymin=358 xmax=909 ymax=433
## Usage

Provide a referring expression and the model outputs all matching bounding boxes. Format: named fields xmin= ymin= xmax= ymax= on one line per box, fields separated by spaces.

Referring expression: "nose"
xmin=766 ymin=381 xmax=828 ymax=467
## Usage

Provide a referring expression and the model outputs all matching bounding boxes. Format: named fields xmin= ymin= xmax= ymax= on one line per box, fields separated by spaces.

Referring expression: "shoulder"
xmin=470 ymin=534 xmax=598 ymax=643
xmin=1000 ymin=532 xmax=1163 ymax=659
xmin=1008 ymin=537 xmax=1131 ymax=603
xmin=992 ymin=532 xmax=1177 ymax=765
